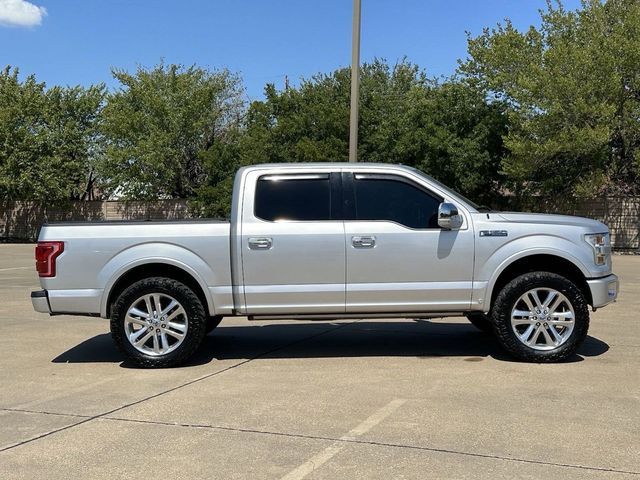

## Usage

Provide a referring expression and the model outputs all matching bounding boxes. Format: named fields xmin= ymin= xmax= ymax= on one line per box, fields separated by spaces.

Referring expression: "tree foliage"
xmin=460 ymin=0 xmax=640 ymax=199
xmin=0 ymin=67 xmax=104 ymax=201
xmin=2 ymin=0 xmax=638 ymax=215
xmin=100 ymin=63 xmax=245 ymax=200
xmin=231 ymin=59 xmax=507 ymax=207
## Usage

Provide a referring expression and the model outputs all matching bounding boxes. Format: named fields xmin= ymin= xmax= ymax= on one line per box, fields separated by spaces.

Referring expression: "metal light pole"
xmin=349 ymin=0 xmax=361 ymax=162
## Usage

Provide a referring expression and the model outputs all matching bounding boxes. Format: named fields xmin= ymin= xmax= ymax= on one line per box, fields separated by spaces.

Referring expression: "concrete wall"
xmin=1 ymin=197 xmax=638 ymax=251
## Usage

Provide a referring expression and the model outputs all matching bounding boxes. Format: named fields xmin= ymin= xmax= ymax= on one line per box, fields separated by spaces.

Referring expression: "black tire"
xmin=206 ymin=315 xmax=223 ymax=334
xmin=110 ymin=277 xmax=207 ymax=368
xmin=492 ymin=271 xmax=589 ymax=363
xmin=465 ymin=312 xmax=493 ymax=333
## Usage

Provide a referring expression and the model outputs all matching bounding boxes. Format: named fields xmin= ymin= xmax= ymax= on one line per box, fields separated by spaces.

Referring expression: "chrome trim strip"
xmin=248 ymin=312 xmax=466 ymax=321
xmin=260 ymin=174 xmax=329 ymax=181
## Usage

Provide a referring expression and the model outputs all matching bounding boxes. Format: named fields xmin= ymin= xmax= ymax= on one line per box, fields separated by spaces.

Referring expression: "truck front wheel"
xmin=491 ymin=272 xmax=589 ymax=362
xmin=110 ymin=277 xmax=207 ymax=368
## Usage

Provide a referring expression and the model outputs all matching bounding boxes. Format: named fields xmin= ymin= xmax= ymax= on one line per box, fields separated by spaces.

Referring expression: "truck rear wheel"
xmin=110 ymin=277 xmax=207 ymax=368
xmin=492 ymin=272 xmax=589 ymax=362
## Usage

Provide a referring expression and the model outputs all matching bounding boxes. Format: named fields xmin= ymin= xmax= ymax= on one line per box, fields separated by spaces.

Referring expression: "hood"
xmin=491 ymin=212 xmax=608 ymax=232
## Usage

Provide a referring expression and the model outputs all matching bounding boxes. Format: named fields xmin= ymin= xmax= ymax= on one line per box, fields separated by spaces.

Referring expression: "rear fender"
xmin=99 ymin=242 xmax=216 ymax=317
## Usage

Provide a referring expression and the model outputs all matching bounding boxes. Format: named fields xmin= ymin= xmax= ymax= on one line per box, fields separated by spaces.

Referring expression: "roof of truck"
xmin=238 ymin=163 xmax=481 ymax=212
xmin=243 ymin=162 xmax=411 ymax=169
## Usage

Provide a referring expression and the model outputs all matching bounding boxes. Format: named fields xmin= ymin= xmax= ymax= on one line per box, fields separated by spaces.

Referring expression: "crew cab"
xmin=31 ymin=163 xmax=619 ymax=367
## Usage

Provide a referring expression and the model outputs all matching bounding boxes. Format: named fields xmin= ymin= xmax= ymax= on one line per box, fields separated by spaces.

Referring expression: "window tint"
xmin=255 ymin=175 xmax=332 ymax=221
xmin=354 ymin=176 xmax=441 ymax=228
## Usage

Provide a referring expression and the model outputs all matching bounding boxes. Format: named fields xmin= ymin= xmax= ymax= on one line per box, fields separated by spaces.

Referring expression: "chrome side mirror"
xmin=438 ymin=203 xmax=463 ymax=230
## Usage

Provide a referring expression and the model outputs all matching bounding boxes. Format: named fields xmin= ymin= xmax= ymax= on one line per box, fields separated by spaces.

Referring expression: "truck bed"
xmin=38 ymin=220 xmax=233 ymax=317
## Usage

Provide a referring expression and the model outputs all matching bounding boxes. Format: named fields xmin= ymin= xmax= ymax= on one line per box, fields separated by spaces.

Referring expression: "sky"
xmin=1 ymin=0 xmax=582 ymax=100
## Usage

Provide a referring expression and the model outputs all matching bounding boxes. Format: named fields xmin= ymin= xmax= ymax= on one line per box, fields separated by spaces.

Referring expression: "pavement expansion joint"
xmin=97 ymin=415 xmax=640 ymax=477
xmin=0 ymin=408 xmax=91 ymax=419
xmin=0 ymin=321 xmax=357 ymax=454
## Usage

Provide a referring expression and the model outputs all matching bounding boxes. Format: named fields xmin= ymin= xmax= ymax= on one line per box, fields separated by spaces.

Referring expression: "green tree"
xmin=241 ymin=69 xmax=352 ymax=164
xmin=388 ymin=79 xmax=508 ymax=203
xmin=190 ymin=125 xmax=243 ymax=217
xmin=193 ymin=64 xmax=354 ymax=217
xmin=0 ymin=67 xmax=104 ymax=201
xmin=228 ymin=59 xmax=506 ymax=206
xmin=45 ymin=84 xmax=106 ymax=200
xmin=100 ymin=62 xmax=245 ymax=200
xmin=460 ymin=0 xmax=640 ymax=200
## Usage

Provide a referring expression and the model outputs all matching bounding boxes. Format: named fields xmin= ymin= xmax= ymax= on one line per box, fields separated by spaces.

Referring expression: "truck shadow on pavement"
xmin=52 ymin=319 xmax=610 ymax=367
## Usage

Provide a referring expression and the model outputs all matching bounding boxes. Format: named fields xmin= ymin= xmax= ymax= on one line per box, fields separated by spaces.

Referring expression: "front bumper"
xmin=31 ymin=290 xmax=52 ymax=313
xmin=587 ymin=274 xmax=619 ymax=308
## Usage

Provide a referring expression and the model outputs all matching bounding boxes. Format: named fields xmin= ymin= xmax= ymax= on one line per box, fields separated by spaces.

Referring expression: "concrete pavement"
xmin=0 ymin=244 xmax=638 ymax=479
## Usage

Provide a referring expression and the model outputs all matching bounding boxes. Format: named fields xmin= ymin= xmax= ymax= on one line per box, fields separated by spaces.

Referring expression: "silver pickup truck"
xmin=31 ymin=163 xmax=618 ymax=367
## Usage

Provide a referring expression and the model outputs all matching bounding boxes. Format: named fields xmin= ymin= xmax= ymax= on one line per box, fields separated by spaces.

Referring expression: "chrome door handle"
xmin=248 ymin=237 xmax=273 ymax=250
xmin=352 ymin=236 xmax=376 ymax=248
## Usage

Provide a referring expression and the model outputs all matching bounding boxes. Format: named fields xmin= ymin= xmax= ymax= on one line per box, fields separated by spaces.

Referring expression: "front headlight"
xmin=584 ymin=233 xmax=611 ymax=266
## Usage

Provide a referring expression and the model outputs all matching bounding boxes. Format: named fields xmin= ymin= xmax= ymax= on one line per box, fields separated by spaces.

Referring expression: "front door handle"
xmin=248 ymin=237 xmax=273 ymax=250
xmin=352 ymin=236 xmax=376 ymax=248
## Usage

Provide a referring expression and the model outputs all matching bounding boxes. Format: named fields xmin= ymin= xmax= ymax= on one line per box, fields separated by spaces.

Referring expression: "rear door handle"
xmin=352 ymin=236 xmax=376 ymax=248
xmin=248 ymin=237 xmax=273 ymax=250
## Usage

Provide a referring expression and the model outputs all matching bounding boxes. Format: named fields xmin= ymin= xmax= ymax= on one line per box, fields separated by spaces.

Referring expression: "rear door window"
xmin=254 ymin=174 xmax=332 ymax=221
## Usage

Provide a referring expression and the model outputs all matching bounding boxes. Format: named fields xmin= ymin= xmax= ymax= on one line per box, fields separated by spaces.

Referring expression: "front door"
xmin=343 ymin=172 xmax=475 ymax=313
xmin=240 ymin=170 xmax=345 ymax=314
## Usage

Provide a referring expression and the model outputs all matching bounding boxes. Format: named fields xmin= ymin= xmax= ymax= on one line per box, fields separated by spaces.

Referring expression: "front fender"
xmin=478 ymin=235 xmax=592 ymax=310
xmin=98 ymin=242 xmax=217 ymax=317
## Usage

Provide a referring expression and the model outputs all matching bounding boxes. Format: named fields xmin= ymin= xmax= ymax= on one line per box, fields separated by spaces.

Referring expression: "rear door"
xmin=240 ymin=169 xmax=346 ymax=314
xmin=343 ymin=171 xmax=474 ymax=313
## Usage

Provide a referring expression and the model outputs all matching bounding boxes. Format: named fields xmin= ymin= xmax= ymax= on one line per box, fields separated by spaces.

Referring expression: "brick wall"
xmin=0 ymin=200 xmax=190 ymax=241
xmin=560 ymin=197 xmax=639 ymax=251
xmin=1 ymin=197 xmax=638 ymax=251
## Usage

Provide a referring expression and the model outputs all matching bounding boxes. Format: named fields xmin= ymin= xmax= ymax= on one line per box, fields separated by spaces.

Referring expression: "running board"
xmin=247 ymin=312 xmax=466 ymax=321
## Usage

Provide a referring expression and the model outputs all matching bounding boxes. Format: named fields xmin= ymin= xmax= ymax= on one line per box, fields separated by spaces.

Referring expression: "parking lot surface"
xmin=0 ymin=244 xmax=638 ymax=479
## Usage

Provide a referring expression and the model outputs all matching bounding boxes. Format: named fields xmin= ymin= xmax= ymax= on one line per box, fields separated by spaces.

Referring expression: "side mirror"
xmin=438 ymin=203 xmax=463 ymax=230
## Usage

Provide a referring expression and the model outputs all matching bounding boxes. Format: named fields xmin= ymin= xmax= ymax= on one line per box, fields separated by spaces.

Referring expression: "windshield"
xmin=406 ymin=167 xmax=482 ymax=211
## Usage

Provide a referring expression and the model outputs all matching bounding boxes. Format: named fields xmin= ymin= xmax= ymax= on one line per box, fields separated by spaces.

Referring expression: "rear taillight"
xmin=35 ymin=241 xmax=64 ymax=277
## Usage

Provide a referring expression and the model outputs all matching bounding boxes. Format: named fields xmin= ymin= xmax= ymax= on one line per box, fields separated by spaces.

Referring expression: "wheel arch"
xmin=103 ymin=261 xmax=214 ymax=318
xmin=487 ymin=253 xmax=592 ymax=310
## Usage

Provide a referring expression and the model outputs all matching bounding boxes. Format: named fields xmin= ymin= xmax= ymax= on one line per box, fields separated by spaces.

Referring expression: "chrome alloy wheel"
xmin=510 ymin=288 xmax=575 ymax=351
xmin=124 ymin=293 xmax=188 ymax=356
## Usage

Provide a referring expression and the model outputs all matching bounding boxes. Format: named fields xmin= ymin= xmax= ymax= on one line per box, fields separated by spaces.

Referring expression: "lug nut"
xmin=161 ymin=324 xmax=166 ymax=328
xmin=536 ymin=322 xmax=541 ymax=326
xmin=156 ymin=329 xmax=160 ymax=333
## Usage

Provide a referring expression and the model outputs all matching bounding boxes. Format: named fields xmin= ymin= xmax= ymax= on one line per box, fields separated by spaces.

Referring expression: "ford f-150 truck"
xmin=31 ymin=163 xmax=619 ymax=367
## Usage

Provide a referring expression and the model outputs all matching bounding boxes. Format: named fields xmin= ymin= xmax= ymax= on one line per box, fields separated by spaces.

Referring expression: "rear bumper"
xmin=31 ymin=290 xmax=51 ymax=314
xmin=587 ymin=274 xmax=619 ymax=308
xmin=31 ymin=288 xmax=103 ymax=315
